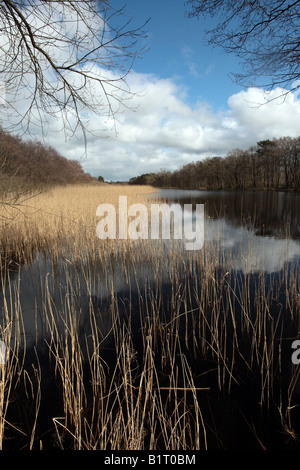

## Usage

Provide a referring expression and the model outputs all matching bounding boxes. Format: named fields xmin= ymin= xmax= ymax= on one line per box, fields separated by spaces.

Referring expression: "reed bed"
xmin=0 ymin=183 xmax=300 ymax=450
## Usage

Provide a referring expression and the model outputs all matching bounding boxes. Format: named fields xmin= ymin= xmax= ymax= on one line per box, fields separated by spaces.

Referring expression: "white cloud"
xmin=227 ymin=87 xmax=300 ymax=140
xmin=2 ymin=67 xmax=300 ymax=181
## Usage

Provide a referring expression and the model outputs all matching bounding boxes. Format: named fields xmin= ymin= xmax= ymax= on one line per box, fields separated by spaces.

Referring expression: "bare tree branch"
xmin=185 ymin=0 xmax=300 ymax=94
xmin=0 ymin=1 xmax=149 ymax=141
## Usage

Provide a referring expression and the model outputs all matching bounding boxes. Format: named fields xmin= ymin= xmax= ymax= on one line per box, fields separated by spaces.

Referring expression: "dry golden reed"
xmin=0 ymin=182 xmax=299 ymax=450
xmin=0 ymin=183 xmax=156 ymax=263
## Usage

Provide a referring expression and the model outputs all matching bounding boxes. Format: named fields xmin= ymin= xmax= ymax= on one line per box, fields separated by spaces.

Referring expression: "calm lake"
xmin=6 ymin=189 xmax=300 ymax=347
xmin=153 ymin=188 xmax=300 ymax=272
xmin=1 ymin=188 xmax=300 ymax=449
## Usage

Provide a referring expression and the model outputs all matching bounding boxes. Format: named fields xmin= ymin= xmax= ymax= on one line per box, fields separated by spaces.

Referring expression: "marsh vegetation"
xmin=0 ymin=183 xmax=300 ymax=450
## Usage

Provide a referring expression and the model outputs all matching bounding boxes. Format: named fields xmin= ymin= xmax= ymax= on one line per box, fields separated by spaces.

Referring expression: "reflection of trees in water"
xmin=159 ymin=190 xmax=300 ymax=241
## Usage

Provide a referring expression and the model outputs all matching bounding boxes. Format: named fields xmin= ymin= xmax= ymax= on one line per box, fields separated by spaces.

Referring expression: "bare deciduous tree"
xmin=0 ymin=0 xmax=148 ymax=139
xmin=136 ymin=136 xmax=300 ymax=191
xmin=185 ymin=0 xmax=300 ymax=94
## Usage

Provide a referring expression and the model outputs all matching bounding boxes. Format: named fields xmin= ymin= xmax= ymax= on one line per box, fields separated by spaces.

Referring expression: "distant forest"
xmin=129 ymin=137 xmax=300 ymax=191
xmin=0 ymin=127 xmax=95 ymax=192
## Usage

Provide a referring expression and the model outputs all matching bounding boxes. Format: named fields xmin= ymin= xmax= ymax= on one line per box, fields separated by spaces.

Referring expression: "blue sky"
xmin=3 ymin=1 xmax=300 ymax=181
xmin=126 ymin=0 xmax=241 ymax=109
xmin=73 ymin=0 xmax=299 ymax=182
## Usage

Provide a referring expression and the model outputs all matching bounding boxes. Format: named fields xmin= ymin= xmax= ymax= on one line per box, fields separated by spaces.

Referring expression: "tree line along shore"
xmin=129 ymin=137 xmax=300 ymax=192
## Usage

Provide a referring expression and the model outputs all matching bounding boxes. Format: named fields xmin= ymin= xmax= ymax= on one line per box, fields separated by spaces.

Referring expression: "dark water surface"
xmin=153 ymin=189 xmax=300 ymax=272
xmin=1 ymin=189 xmax=300 ymax=449
xmin=5 ymin=189 xmax=299 ymax=349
